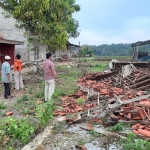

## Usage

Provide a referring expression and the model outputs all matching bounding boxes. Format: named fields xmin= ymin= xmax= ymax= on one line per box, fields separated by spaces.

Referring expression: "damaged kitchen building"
xmin=54 ymin=40 xmax=150 ymax=140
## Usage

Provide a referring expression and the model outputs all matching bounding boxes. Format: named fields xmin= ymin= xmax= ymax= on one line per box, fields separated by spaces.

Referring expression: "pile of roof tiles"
xmin=54 ymin=67 xmax=150 ymax=138
xmin=53 ymin=90 xmax=97 ymax=117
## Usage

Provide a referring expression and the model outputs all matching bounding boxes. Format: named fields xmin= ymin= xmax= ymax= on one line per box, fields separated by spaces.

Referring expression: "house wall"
xmin=39 ymin=45 xmax=47 ymax=60
xmin=0 ymin=7 xmax=28 ymax=62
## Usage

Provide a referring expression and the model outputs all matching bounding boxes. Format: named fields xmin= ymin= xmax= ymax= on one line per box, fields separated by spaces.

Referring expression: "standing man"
xmin=43 ymin=53 xmax=57 ymax=101
xmin=14 ymin=54 xmax=24 ymax=90
xmin=1 ymin=56 xmax=12 ymax=99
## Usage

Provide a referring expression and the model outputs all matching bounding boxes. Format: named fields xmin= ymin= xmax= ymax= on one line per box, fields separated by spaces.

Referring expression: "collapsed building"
xmin=54 ymin=40 xmax=150 ymax=139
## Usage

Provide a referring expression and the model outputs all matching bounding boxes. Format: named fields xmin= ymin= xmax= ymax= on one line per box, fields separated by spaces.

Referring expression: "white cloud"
xmin=70 ymin=16 xmax=150 ymax=45
xmin=69 ymin=28 xmax=150 ymax=45
xmin=69 ymin=29 xmax=126 ymax=45
xmin=124 ymin=17 xmax=150 ymax=30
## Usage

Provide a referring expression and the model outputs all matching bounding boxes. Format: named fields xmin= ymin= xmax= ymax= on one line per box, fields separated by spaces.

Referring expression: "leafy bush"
xmin=0 ymin=102 xmax=7 ymax=109
xmin=35 ymin=91 xmax=44 ymax=99
xmin=0 ymin=117 xmax=35 ymax=144
xmin=76 ymin=98 xmax=85 ymax=105
xmin=36 ymin=101 xmax=54 ymax=126
xmin=95 ymin=64 xmax=102 ymax=67
xmin=121 ymin=133 xmax=150 ymax=150
xmin=17 ymin=95 xmax=29 ymax=103
xmin=89 ymin=130 xmax=101 ymax=137
xmin=107 ymin=122 xmax=127 ymax=132
xmin=35 ymin=82 xmax=45 ymax=99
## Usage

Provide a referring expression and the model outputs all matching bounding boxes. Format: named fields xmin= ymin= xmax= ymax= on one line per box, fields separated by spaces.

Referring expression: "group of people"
xmin=1 ymin=52 xmax=57 ymax=101
xmin=1 ymin=54 xmax=24 ymax=99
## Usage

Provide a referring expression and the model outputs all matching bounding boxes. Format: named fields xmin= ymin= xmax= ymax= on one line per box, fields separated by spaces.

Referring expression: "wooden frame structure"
xmin=131 ymin=40 xmax=150 ymax=61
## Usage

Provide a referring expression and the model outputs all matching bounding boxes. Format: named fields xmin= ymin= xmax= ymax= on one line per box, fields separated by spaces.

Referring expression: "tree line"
xmin=90 ymin=43 xmax=150 ymax=56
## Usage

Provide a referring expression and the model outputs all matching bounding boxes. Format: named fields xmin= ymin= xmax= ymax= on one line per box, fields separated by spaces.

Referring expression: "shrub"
xmin=17 ymin=95 xmax=29 ymax=103
xmin=76 ymin=98 xmax=85 ymax=105
xmin=0 ymin=117 xmax=35 ymax=144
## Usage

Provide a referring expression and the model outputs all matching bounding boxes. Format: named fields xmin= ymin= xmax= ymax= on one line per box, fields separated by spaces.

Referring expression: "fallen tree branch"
xmin=10 ymin=59 xmax=43 ymax=69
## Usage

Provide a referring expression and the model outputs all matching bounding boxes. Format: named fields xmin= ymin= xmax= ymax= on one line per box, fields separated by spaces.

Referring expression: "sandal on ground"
xmin=8 ymin=96 xmax=14 ymax=99
xmin=9 ymin=96 xmax=15 ymax=98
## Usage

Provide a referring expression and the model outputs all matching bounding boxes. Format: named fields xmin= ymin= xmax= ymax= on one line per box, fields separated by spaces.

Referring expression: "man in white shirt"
xmin=1 ymin=56 xmax=12 ymax=99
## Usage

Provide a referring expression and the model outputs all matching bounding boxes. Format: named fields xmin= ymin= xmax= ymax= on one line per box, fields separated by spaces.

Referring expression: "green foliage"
xmin=78 ymin=137 xmax=94 ymax=146
xmin=95 ymin=64 xmax=102 ymax=67
xmin=78 ymin=139 xmax=87 ymax=145
xmin=34 ymin=81 xmax=44 ymax=99
xmin=107 ymin=122 xmax=127 ymax=132
xmin=0 ymin=117 xmax=35 ymax=144
xmin=89 ymin=62 xmax=108 ymax=73
xmin=35 ymin=91 xmax=44 ymax=99
xmin=0 ymin=0 xmax=80 ymax=50
xmin=89 ymin=130 xmax=101 ymax=137
xmin=79 ymin=45 xmax=94 ymax=57
xmin=121 ymin=133 xmax=150 ymax=150
xmin=92 ymin=43 xmax=150 ymax=56
xmin=17 ymin=94 xmax=29 ymax=103
xmin=29 ymin=88 xmax=33 ymax=94
xmin=76 ymin=98 xmax=85 ymax=105
xmin=91 ymin=44 xmax=132 ymax=56
xmin=36 ymin=101 xmax=54 ymax=126
xmin=0 ymin=102 xmax=7 ymax=109
xmin=15 ymin=98 xmax=36 ymax=115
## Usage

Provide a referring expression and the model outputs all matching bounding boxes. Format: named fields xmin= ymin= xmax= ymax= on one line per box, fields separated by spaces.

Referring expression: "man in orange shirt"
xmin=14 ymin=54 xmax=24 ymax=90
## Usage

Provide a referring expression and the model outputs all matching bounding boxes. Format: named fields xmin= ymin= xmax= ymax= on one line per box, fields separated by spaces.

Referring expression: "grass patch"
xmin=78 ymin=137 xmax=94 ymax=146
xmin=120 ymin=133 xmax=150 ymax=150
xmin=0 ymin=102 xmax=7 ymax=109
xmin=88 ymin=63 xmax=108 ymax=73
xmin=17 ymin=95 xmax=29 ymax=103
xmin=107 ymin=122 xmax=129 ymax=132
xmin=76 ymin=98 xmax=85 ymax=105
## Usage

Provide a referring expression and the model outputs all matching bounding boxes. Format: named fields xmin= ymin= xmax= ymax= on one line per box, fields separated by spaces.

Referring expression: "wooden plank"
xmin=136 ymin=103 xmax=150 ymax=109
xmin=122 ymin=94 xmax=150 ymax=104
xmin=130 ymin=78 xmax=150 ymax=88
xmin=114 ymin=94 xmax=123 ymax=104
xmin=132 ymin=74 xmax=149 ymax=83
xmin=108 ymin=103 xmax=122 ymax=109
xmin=108 ymin=95 xmax=125 ymax=103
xmin=119 ymin=120 xmax=143 ymax=125
xmin=79 ymin=85 xmax=107 ymax=98
xmin=86 ymin=71 xmax=118 ymax=80
xmin=137 ymin=84 xmax=150 ymax=90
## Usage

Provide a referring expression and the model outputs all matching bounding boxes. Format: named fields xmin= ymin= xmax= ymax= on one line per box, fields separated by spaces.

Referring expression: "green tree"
xmin=0 ymin=0 xmax=80 ymax=51
xmin=80 ymin=45 xmax=94 ymax=57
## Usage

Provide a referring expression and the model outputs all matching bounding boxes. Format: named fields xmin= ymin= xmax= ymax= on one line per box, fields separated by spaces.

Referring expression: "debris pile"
xmin=54 ymin=65 xmax=150 ymax=138
xmin=112 ymin=68 xmax=150 ymax=90
xmin=53 ymin=90 xmax=97 ymax=117
xmin=112 ymin=61 xmax=148 ymax=70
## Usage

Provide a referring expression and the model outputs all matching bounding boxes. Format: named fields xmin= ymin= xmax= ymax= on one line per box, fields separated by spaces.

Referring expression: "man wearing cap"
xmin=1 ymin=55 xmax=12 ymax=99
xmin=14 ymin=54 xmax=24 ymax=90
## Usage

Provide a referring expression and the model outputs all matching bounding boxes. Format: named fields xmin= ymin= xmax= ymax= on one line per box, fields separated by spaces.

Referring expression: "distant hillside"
xmin=90 ymin=43 xmax=150 ymax=56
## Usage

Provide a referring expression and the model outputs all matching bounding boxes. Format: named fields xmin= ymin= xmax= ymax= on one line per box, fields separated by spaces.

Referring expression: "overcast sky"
xmin=69 ymin=0 xmax=150 ymax=46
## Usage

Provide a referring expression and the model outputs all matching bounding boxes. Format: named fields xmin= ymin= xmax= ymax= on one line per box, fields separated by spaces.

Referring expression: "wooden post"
xmin=78 ymin=41 xmax=80 ymax=67
xmin=136 ymin=45 xmax=138 ymax=61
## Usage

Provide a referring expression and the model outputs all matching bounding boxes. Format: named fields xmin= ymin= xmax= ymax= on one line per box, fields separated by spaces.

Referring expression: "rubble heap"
xmin=54 ymin=65 xmax=150 ymax=139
